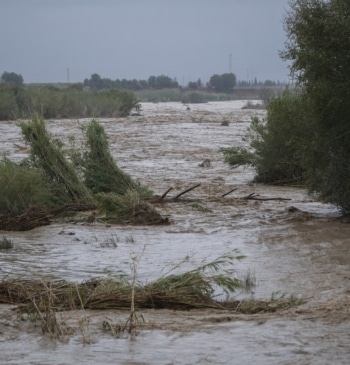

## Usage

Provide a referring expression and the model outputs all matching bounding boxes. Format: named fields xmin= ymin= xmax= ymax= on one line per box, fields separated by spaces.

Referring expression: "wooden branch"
xmin=243 ymin=193 xmax=257 ymax=199
xmin=172 ymin=184 xmax=201 ymax=201
xmin=221 ymin=188 xmax=238 ymax=198
xmin=160 ymin=187 xmax=173 ymax=201
xmin=253 ymin=197 xmax=291 ymax=201
xmin=243 ymin=193 xmax=291 ymax=201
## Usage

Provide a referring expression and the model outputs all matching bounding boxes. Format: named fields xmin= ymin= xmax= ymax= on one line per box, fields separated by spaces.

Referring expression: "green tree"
xmin=187 ymin=81 xmax=198 ymax=90
xmin=281 ymin=0 xmax=350 ymax=212
xmin=1 ymin=71 xmax=24 ymax=85
xmin=148 ymin=75 xmax=178 ymax=89
xmin=209 ymin=73 xmax=236 ymax=92
xmin=84 ymin=73 xmax=105 ymax=90
xmin=222 ymin=90 xmax=312 ymax=184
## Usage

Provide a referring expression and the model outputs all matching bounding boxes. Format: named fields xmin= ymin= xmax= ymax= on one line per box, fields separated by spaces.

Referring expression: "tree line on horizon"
xmin=82 ymin=72 xmax=285 ymax=92
xmin=1 ymin=70 xmax=285 ymax=93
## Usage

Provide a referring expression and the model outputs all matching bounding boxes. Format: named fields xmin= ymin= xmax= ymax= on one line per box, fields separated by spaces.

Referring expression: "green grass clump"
xmin=0 ymin=158 xmax=53 ymax=214
xmin=0 ymin=236 xmax=13 ymax=250
xmin=221 ymin=146 xmax=255 ymax=168
xmin=20 ymin=117 xmax=93 ymax=205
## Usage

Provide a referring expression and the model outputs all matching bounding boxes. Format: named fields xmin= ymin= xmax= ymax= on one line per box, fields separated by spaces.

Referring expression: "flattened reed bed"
xmin=0 ymin=277 xmax=302 ymax=314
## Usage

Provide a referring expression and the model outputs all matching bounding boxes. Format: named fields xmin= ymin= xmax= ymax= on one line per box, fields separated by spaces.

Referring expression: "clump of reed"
xmin=20 ymin=117 xmax=93 ymax=205
xmin=0 ymin=253 xmax=303 ymax=313
xmin=72 ymin=119 xmax=160 ymax=225
xmin=0 ymin=274 xmax=301 ymax=314
xmin=0 ymin=83 xmax=139 ymax=120
xmin=77 ymin=119 xmax=151 ymax=197
xmin=0 ymin=158 xmax=53 ymax=215
xmin=0 ymin=235 xmax=13 ymax=250
xmin=0 ymin=254 xmax=246 ymax=310
xmin=0 ymin=117 xmax=165 ymax=229
xmin=0 ymin=255 xmax=304 ymax=341
xmin=96 ymin=190 xmax=167 ymax=225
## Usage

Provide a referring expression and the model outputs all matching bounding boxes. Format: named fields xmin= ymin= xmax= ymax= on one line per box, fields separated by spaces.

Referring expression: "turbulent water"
xmin=0 ymin=101 xmax=349 ymax=365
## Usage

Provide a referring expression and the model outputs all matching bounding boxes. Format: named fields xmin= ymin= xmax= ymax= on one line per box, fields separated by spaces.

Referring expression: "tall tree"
xmin=209 ymin=73 xmax=236 ymax=92
xmin=281 ymin=0 xmax=350 ymax=212
xmin=1 ymin=71 xmax=24 ymax=85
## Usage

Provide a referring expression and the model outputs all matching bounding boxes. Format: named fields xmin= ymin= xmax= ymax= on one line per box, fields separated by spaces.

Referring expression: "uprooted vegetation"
xmin=0 ymin=253 xmax=302 ymax=337
xmin=0 ymin=117 xmax=167 ymax=230
xmin=0 ymin=253 xmax=303 ymax=342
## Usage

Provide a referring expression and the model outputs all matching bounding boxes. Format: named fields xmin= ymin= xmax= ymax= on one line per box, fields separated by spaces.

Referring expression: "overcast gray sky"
xmin=1 ymin=0 xmax=291 ymax=84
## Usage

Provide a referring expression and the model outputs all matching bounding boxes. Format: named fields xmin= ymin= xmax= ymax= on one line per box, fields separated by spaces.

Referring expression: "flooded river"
xmin=0 ymin=101 xmax=349 ymax=364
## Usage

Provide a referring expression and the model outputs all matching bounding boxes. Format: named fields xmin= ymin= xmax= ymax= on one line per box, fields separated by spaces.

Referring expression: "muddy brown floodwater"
xmin=0 ymin=101 xmax=349 ymax=365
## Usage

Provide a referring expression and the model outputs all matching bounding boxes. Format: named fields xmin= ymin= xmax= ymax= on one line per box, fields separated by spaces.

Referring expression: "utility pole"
xmin=67 ymin=67 xmax=70 ymax=83
xmin=229 ymin=54 xmax=232 ymax=73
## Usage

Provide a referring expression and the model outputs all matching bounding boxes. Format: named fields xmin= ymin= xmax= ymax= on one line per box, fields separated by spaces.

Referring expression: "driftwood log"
xmin=147 ymin=184 xmax=201 ymax=203
xmin=172 ymin=184 xmax=201 ymax=201
xmin=242 ymin=193 xmax=291 ymax=201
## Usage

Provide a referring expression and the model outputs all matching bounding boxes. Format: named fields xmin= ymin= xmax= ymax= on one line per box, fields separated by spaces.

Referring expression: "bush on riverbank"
xmin=223 ymin=90 xmax=309 ymax=185
xmin=224 ymin=0 xmax=350 ymax=213
xmin=0 ymin=158 xmax=54 ymax=215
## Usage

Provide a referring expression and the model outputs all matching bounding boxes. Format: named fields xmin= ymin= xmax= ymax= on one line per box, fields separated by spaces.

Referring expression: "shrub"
xmin=280 ymin=0 xmax=350 ymax=212
xmin=0 ymin=158 xmax=53 ymax=214
xmin=221 ymin=147 xmax=255 ymax=167
xmin=0 ymin=236 xmax=13 ymax=250
xmin=249 ymin=90 xmax=311 ymax=184
xmin=223 ymin=90 xmax=311 ymax=185
xmin=181 ymin=92 xmax=206 ymax=104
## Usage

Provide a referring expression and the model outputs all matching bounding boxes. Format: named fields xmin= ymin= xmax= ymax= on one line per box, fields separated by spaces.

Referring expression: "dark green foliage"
xmin=181 ymin=92 xmax=207 ymax=104
xmin=0 ymin=158 xmax=53 ymax=214
xmin=148 ymin=75 xmax=179 ymax=89
xmin=20 ymin=117 xmax=92 ymax=205
xmin=187 ymin=79 xmax=202 ymax=89
xmin=223 ymin=90 xmax=310 ymax=184
xmin=1 ymin=71 xmax=24 ymax=85
xmin=250 ymin=90 xmax=310 ymax=184
xmin=83 ymin=73 xmax=179 ymax=91
xmin=281 ymin=0 xmax=350 ymax=212
xmin=221 ymin=147 xmax=255 ymax=168
xmin=0 ymin=84 xmax=18 ymax=120
xmin=83 ymin=72 xmax=284 ymax=94
xmin=224 ymin=0 xmax=350 ymax=211
xmin=209 ymin=73 xmax=236 ymax=92
xmin=0 ymin=236 xmax=13 ymax=250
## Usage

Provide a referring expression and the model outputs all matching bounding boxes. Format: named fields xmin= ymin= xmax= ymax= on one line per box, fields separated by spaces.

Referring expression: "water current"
xmin=0 ymin=101 xmax=349 ymax=364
